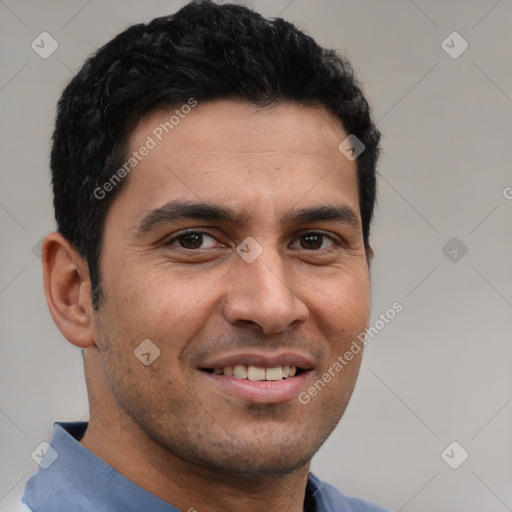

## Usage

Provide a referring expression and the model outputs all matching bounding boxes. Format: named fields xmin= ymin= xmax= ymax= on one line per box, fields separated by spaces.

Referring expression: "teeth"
xmin=247 ymin=366 xmax=266 ymax=381
xmin=265 ymin=367 xmax=283 ymax=380
xmin=233 ymin=364 xmax=248 ymax=379
xmin=211 ymin=365 xmax=298 ymax=381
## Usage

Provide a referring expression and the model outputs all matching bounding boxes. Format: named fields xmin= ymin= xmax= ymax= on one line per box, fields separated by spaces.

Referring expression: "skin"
xmin=43 ymin=99 xmax=372 ymax=512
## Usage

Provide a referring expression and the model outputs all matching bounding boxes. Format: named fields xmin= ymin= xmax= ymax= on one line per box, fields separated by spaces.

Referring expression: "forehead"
xmin=134 ymin=98 xmax=349 ymax=157
xmin=108 ymin=99 xmax=360 ymax=231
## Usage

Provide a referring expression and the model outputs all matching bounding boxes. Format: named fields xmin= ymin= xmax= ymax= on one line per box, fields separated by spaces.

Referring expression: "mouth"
xmin=198 ymin=352 xmax=314 ymax=404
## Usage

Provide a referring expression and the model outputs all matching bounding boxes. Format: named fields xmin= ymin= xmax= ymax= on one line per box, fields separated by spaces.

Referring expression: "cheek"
xmin=308 ymin=269 xmax=371 ymax=339
xmin=103 ymin=263 xmax=221 ymax=346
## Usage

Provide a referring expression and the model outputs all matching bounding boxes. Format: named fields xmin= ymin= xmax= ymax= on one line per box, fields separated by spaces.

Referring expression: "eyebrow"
xmin=132 ymin=199 xmax=359 ymax=236
xmin=281 ymin=204 xmax=358 ymax=226
xmin=133 ymin=200 xmax=250 ymax=235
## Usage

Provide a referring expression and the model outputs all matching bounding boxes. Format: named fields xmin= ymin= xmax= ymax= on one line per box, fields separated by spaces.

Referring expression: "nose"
xmin=222 ymin=246 xmax=309 ymax=335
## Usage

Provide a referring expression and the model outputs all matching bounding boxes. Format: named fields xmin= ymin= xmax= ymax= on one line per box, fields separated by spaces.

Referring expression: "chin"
xmin=161 ymin=426 xmax=324 ymax=478
xmin=190 ymin=447 xmax=314 ymax=478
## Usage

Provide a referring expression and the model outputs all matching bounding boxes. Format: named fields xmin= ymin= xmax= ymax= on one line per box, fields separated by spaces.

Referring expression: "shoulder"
xmin=307 ymin=473 xmax=390 ymax=512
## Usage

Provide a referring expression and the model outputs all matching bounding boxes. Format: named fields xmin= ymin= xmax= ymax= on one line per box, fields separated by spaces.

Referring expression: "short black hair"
xmin=51 ymin=0 xmax=380 ymax=310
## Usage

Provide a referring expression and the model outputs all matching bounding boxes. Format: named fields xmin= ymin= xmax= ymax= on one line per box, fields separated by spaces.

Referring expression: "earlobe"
xmin=42 ymin=232 xmax=96 ymax=348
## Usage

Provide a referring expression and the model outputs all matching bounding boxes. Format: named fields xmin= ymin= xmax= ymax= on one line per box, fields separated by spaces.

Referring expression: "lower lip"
xmin=201 ymin=371 xmax=312 ymax=404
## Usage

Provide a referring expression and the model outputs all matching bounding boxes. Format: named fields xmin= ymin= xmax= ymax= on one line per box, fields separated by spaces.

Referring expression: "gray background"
xmin=1 ymin=1 xmax=511 ymax=511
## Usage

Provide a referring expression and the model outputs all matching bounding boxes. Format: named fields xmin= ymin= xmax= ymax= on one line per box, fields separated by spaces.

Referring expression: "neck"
xmin=80 ymin=353 xmax=310 ymax=512
xmin=81 ymin=414 xmax=310 ymax=512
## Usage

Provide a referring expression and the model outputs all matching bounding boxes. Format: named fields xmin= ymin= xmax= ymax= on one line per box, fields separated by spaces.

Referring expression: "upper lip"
xmin=198 ymin=351 xmax=315 ymax=371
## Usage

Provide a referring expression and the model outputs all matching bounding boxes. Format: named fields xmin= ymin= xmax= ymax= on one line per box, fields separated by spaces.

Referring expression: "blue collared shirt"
xmin=22 ymin=422 xmax=389 ymax=512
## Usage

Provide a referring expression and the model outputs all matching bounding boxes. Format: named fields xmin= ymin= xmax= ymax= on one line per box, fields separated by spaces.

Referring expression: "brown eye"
xmin=167 ymin=231 xmax=219 ymax=250
xmin=301 ymin=233 xmax=323 ymax=250
xmin=291 ymin=232 xmax=337 ymax=251
xmin=178 ymin=232 xmax=204 ymax=249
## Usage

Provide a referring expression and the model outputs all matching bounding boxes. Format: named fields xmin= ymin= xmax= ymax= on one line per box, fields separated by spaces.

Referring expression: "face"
xmin=92 ymin=99 xmax=371 ymax=476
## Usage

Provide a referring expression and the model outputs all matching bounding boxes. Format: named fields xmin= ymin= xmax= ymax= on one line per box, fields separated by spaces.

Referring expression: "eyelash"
xmin=165 ymin=229 xmax=342 ymax=251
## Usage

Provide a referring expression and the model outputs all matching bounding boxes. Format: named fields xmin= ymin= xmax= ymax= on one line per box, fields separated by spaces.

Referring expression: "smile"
xmin=198 ymin=353 xmax=314 ymax=404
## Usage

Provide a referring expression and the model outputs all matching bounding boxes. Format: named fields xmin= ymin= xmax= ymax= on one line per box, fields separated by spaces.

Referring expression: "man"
xmin=22 ymin=1 xmax=387 ymax=510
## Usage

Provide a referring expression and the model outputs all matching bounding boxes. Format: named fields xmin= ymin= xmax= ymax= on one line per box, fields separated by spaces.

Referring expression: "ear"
xmin=365 ymin=243 xmax=374 ymax=266
xmin=42 ymin=232 xmax=96 ymax=348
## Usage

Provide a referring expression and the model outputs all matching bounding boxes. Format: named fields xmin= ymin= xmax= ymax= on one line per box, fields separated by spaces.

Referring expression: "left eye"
xmin=291 ymin=233 xmax=337 ymax=250
xmin=167 ymin=231 xmax=219 ymax=250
